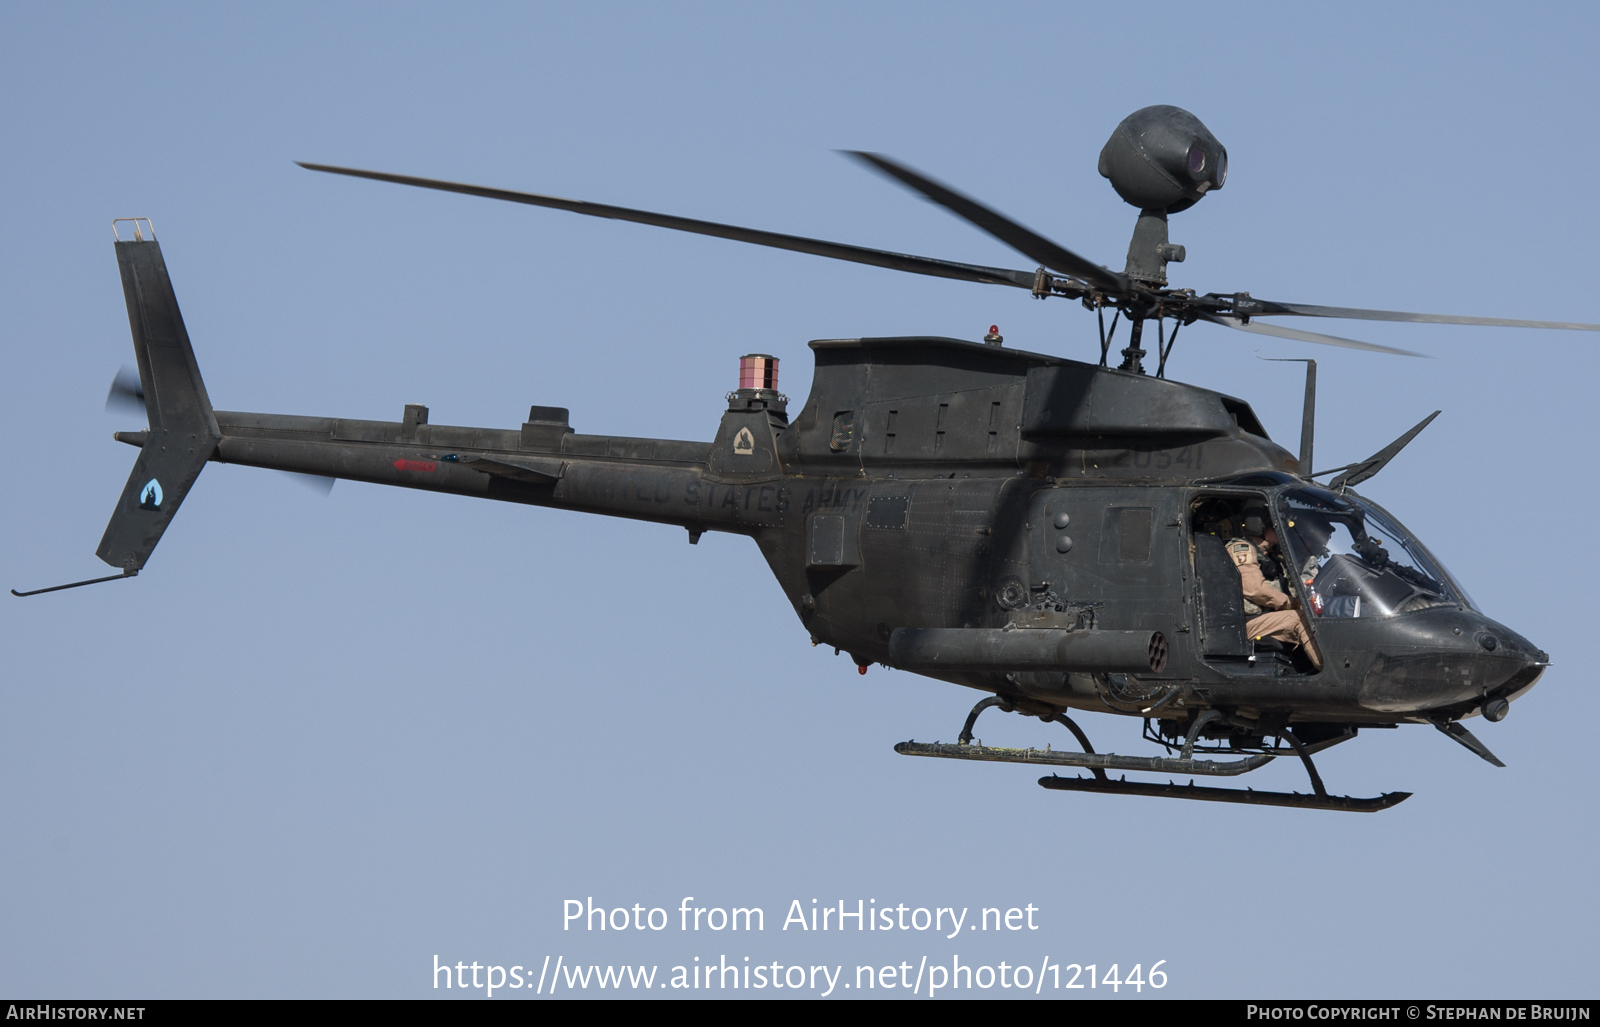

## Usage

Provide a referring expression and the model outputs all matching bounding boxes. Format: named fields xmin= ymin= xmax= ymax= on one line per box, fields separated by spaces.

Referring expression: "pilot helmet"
xmin=1239 ymin=504 xmax=1273 ymax=539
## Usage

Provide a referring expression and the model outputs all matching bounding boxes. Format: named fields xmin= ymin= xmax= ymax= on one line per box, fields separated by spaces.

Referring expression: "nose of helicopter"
xmin=1354 ymin=608 xmax=1548 ymax=718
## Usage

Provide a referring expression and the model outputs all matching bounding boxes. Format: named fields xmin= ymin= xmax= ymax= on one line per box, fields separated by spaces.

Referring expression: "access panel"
xmin=1031 ymin=487 xmax=1185 ymax=637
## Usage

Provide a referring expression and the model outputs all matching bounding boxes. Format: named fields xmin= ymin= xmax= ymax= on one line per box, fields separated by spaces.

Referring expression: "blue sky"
xmin=2 ymin=2 xmax=1597 ymax=999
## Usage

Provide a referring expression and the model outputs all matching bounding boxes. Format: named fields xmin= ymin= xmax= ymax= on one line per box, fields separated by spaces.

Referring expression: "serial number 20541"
xmin=1108 ymin=447 xmax=1201 ymax=470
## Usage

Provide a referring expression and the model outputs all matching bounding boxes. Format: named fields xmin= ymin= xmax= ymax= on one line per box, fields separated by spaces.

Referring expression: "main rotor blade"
xmin=1197 ymin=313 xmax=1424 ymax=357
xmin=1248 ymin=300 xmax=1600 ymax=332
xmin=844 ymin=151 xmax=1131 ymax=295
xmin=297 ymin=162 xmax=1039 ymax=290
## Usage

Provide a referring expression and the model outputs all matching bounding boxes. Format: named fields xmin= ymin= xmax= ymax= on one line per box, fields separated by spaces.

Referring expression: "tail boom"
xmin=69 ymin=233 xmax=775 ymax=595
xmin=208 ymin=409 xmax=775 ymax=534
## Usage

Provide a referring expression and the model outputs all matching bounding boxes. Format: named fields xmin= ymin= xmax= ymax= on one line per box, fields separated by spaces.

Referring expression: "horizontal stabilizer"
xmin=460 ymin=454 xmax=566 ymax=484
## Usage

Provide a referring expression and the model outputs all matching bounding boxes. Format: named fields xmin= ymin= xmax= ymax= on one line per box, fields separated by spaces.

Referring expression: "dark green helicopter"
xmin=23 ymin=107 xmax=1591 ymax=811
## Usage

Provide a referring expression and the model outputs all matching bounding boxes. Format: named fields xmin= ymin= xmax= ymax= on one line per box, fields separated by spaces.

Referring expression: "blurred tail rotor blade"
xmin=843 ymin=151 xmax=1131 ymax=295
xmin=1250 ymin=301 xmax=1600 ymax=332
xmin=105 ymin=365 xmax=146 ymax=414
xmin=1197 ymin=313 xmax=1424 ymax=357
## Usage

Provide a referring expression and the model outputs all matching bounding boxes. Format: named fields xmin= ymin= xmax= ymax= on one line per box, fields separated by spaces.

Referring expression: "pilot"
xmin=1228 ymin=505 xmax=1324 ymax=671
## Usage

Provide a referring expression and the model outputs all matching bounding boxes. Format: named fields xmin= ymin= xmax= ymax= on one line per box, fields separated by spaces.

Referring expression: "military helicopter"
xmin=21 ymin=106 xmax=1591 ymax=811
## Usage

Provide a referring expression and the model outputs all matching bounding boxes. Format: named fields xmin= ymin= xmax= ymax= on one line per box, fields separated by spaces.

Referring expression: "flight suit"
xmin=1227 ymin=536 xmax=1324 ymax=671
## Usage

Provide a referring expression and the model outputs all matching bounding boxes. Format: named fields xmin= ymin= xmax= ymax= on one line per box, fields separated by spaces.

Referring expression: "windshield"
xmin=1277 ymin=487 xmax=1463 ymax=618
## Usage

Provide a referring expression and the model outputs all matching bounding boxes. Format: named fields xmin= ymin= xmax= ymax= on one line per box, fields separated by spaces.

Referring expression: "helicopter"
xmin=20 ymin=106 xmax=1592 ymax=811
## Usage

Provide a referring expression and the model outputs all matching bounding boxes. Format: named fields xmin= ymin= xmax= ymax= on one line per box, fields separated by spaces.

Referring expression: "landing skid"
xmin=894 ymin=741 xmax=1273 ymax=776
xmin=1038 ymin=775 xmax=1411 ymax=812
xmin=898 ymin=696 xmax=1411 ymax=812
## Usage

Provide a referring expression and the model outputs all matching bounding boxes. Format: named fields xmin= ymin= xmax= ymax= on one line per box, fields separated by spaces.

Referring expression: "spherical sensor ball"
xmin=1098 ymin=105 xmax=1228 ymax=213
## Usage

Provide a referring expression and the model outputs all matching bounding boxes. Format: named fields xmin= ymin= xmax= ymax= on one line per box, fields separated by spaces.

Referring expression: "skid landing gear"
xmin=1036 ymin=775 xmax=1411 ymax=812
xmin=897 ymin=698 xmax=1412 ymax=813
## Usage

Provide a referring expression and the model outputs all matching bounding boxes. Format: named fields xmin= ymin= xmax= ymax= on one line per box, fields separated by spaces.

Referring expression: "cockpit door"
xmin=1192 ymin=532 xmax=1252 ymax=658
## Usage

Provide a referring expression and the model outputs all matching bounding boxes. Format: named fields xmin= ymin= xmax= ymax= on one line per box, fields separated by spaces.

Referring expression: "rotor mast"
xmin=1110 ymin=212 xmax=1185 ymax=374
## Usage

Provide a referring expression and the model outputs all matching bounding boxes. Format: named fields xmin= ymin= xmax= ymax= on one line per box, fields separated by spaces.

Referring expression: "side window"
xmin=829 ymin=411 xmax=855 ymax=452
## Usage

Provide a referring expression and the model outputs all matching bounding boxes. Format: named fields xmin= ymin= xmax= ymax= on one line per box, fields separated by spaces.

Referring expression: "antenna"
xmin=12 ymin=568 xmax=138 ymax=598
xmin=1256 ymin=354 xmax=1316 ymax=471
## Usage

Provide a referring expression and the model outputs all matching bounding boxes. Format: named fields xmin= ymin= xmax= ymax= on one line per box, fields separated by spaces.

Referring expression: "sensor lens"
xmin=1187 ymin=143 xmax=1206 ymax=175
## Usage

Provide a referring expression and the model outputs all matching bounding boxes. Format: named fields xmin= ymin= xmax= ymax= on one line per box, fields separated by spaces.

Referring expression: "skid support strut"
xmin=1050 ymin=713 xmax=1106 ymax=781
xmin=1281 ymin=728 xmax=1327 ymax=797
xmin=948 ymin=699 xmax=1115 ymax=779
xmin=957 ymin=696 xmax=1004 ymax=745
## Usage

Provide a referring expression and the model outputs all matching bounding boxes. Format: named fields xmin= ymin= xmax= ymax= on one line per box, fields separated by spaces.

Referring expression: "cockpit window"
xmin=1277 ymin=487 xmax=1462 ymax=618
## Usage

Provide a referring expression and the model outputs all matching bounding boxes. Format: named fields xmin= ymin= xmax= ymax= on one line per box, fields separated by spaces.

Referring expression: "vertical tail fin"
xmin=96 ymin=232 xmax=220 ymax=571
